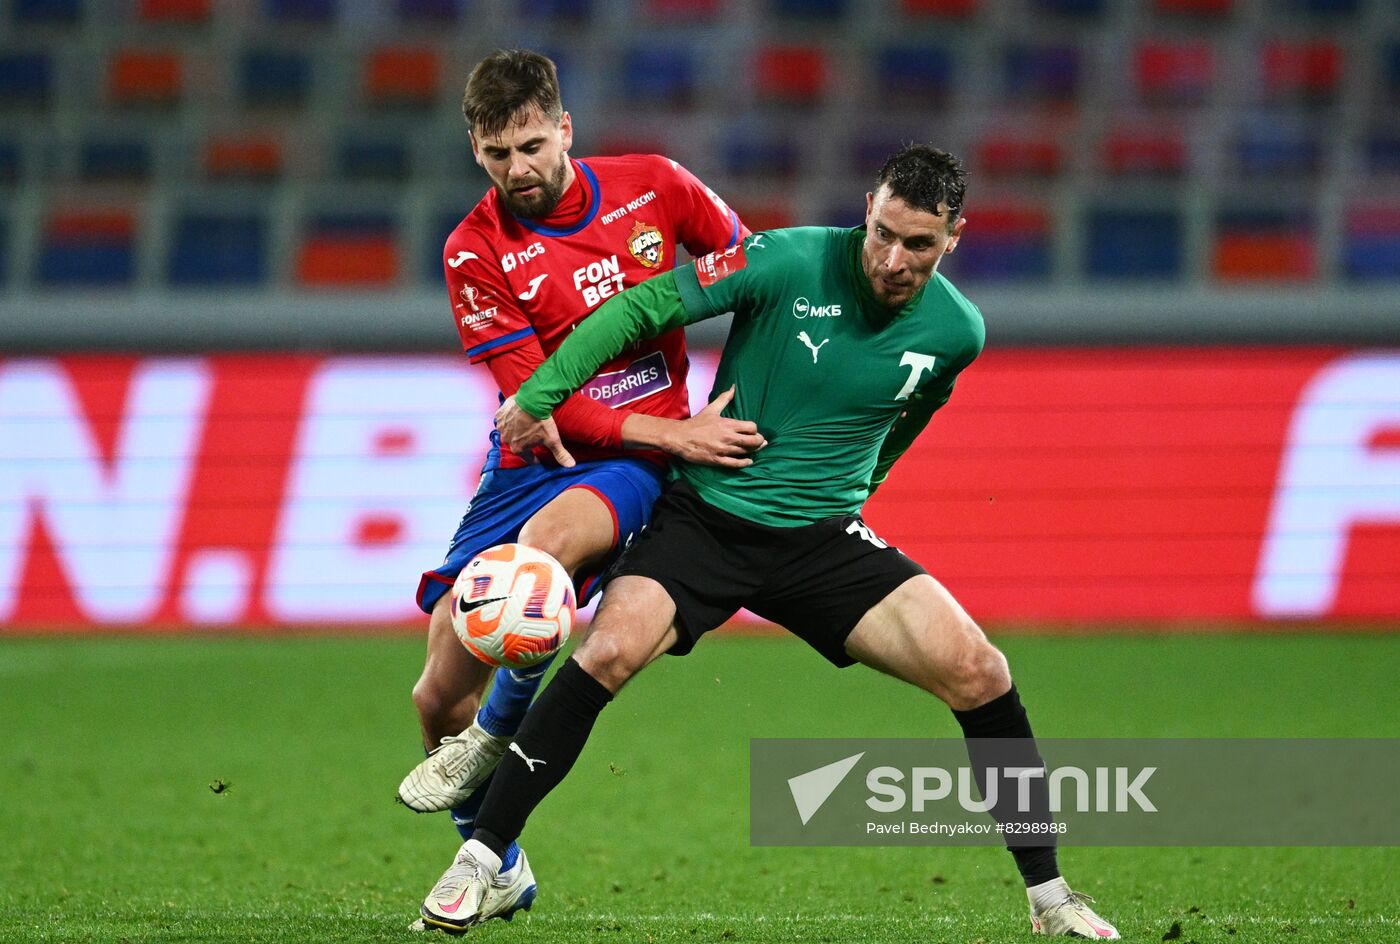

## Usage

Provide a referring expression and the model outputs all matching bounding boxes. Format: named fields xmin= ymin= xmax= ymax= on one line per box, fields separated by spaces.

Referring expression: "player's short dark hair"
xmin=462 ymin=49 xmax=564 ymax=139
xmin=875 ymin=145 xmax=967 ymax=230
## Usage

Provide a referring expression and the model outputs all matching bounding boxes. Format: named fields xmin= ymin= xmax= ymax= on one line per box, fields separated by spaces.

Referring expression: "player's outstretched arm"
xmin=495 ymin=395 xmax=574 ymax=467
xmin=620 ymin=386 xmax=766 ymax=468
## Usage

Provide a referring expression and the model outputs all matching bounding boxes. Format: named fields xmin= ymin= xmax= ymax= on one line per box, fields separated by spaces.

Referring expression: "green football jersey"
xmin=515 ymin=226 xmax=985 ymax=526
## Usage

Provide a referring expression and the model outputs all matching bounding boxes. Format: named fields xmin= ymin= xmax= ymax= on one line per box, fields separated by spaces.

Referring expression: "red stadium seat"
xmin=203 ymin=135 xmax=284 ymax=180
xmin=754 ymin=46 xmax=829 ymax=104
xmin=1101 ymin=129 xmax=1187 ymax=176
xmin=296 ymin=235 xmax=399 ymax=286
xmin=1134 ymin=41 xmax=1214 ymax=103
xmin=1262 ymin=40 xmax=1342 ymax=99
xmin=644 ymin=0 xmax=721 ymax=17
xmin=729 ymin=202 xmax=794 ymax=233
xmin=901 ymin=0 xmax=977 ymax=15
xmin=138 ymin=0 xmax=211 ymax=21
xmin=108 ymin=50 xmax=183 ymax=105
xmin=1213 ymin=232 xmax=1315 ymax=281
xmin=365 ymin=46 xmax=441 ymax=106
xmin=976 ymin=133 xmax=1063 ymax=178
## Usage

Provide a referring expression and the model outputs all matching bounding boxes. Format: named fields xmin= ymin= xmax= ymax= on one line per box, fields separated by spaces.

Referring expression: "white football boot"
xmin=399 ymin=721 xmax=511 ymax=813
xmin=419 ymin=840 xmax=536 ymax=934
xmin=1030 ymin=889 xmax=1120 ymax=939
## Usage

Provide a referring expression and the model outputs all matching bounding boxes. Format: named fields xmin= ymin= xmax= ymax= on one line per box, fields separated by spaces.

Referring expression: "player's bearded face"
xmin=862 ymin=188 xmax=965 ymax=308
xmin=473 ymin=108 xmax=574 ymax=219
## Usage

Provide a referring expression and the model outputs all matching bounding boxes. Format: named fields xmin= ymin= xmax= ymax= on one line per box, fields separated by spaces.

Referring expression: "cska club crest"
xmin=627 ymin=221 xmax=665 ymax=269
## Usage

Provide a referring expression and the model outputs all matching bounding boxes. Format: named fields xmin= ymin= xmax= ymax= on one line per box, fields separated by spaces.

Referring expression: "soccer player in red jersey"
xmin=396 ymin=50 xmax=761 ymax=932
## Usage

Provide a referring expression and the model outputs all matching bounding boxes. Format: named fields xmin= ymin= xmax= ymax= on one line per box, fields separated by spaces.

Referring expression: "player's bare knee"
xmin=573 ymin=632 xmax=641 ymax=692
xmin=942 ymin=641 xmax=1011 ymax=712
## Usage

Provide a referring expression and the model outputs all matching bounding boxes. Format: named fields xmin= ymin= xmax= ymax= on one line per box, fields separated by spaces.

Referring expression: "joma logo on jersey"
xmin=793 ymin=297 xmax=842 ymax=319
xmin=501 ymin=242 xmax=545 ymax=273
xmin=627 ymin=221 xmax=665 ymax=269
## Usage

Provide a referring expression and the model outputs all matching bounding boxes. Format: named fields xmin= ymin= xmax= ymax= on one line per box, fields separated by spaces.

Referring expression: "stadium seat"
xmin=1281 ymin=0 xmax=1358 ymax=13
xmin=264 ymin=0 xmax=336 ymax=22
xmin=108 ymin=50 xmax=182 ymax=106
xmin=296 ymin=213 xmax=399 ymax=287
xmin=1233 ymin=113 xmax=1321 ymax=176
xmin=0 ymin=139 xmax=18 ymax=185
xmin=1381 ymin=43 xmax=1400 ymax=97
xmin=0 ymin=53 xmax=53 ymax=109
xmin=1262 ymin=40 xmax=1341 ymax=101
xmin=643 ymin=0 xmax=721 ymax=17
xmin=754 ymin=46 xmax=829 ymax=105
xmin=168 ymin=213 xmax=267 ymax=285
xmin=395 ymin=0 xmax=461 ymax=21
xmin=729 ymin=202 xmax=795 ymax=233
xmin=519 ymin=0 xmax=591 ymax=18
xmin=723 ymin=131 xmax=799 ymax=178
xmin=1101 ymin=128 xmax=1187 ymax=176
xmin=876 ymin=44 xmax=954 ymax=104
xmin=1004 ymin=43 xmax=1081 ymax=103
xmin=1212 ymin=209 xmax=1315 ymax=282
xmin=426 ymin=211 xmax=462 ymax=282
xmin=901 ymin=0 xmax=977 ymax=16
xmin=621 ymin=45 xmax=697 ymax=107
xmin=365 ymin=46 xmax=441 ymax=107
xmin=949 ymin=204 xmax=1051 ymax=281
xmin=138 ymin=0 xmax=211 ymax=22
xmin=1133 ymin=41 xmax=1214 ymax=105
xmin=80 ymin=139 xmax=153 ymax=182
xmin=1033 ymin=0 xmax=1104 ymax=14
xmin=337 ymin=136 xmax=411 ymax=181
xmin=1343 ymin=206 xmax=1400 ymax=281
xmin=770 ymin=0 xmax=847 ymax=17
xmin=1154 ymin=0 xmax=1232 ymax=14
xmin=593 ymin=132 xmax=668 ymax=157
xmin=0 ymin=217 xmax=7 ymax=286
xmin=976 ymin=133 xmax=1063 ymax=178
xmin=1364 ymin=130 xmax=1400 ymax=175
xmin=240 ymin=50 xmax=312 ymax=107
xmin=203 ymin=135 xmax=283 ymax=181
xmin=1085 ymin=208 xmax=1183 ymax=280
xmin=13 ymin=0 xmax=81 ymax=24
xmin=36 ymin=210 xmax=138 ymax=286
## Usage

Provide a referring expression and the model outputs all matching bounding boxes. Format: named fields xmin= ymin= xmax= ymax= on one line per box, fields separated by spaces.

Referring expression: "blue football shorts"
xmin=416 ymin=456 xmax=667 ymax=615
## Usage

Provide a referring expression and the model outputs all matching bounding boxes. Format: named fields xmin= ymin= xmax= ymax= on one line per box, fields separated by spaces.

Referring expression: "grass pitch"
xmin=2 ymin=632 xmax=1398 ymax=943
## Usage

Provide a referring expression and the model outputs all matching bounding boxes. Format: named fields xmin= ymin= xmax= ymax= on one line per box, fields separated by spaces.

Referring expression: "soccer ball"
xmin=450 ymin=543 xmax=575 ymax=669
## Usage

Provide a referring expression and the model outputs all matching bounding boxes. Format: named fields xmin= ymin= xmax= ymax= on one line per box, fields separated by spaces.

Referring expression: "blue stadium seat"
xmin=37 ymin=212 xmax=137 ymax=286
xmin=1004 ymin=43 xmax=1081 ymax=102
xmin=168 ymin=213 xmax=267 ymax=286
xmin=396 ymin=0 xmax=461 ymax=20
xmin=240 ymin=50 xmax=312 ymax=106
xmin=264 ymin=0 xmax=336 ymax=22
xmin=876 ymin=44 xmax=954 ymax=101
xmin=1085 ymin=208 xmax=1183 ymax=280
xmin=337 ymin=137 xmax=411 ymax=180
xmin=1343 ymin=207 xmax=1400 ymax=281
xmin=0 ymin=139 xmax=18 ymax=185
xmin=770 ymin=0 xmax=847 ymax=16
xmin=0 ymin=53 xmax=53 ymax=108
xmin=952 ymin=205 xmax=1052 ymax=281
xmin=80 ymin=140 xmax=153 ymax=182
xmin=1234 ymin=114 xmax=1320 ymax=176
xmin=622 ymin=45 xmax=697 ymax=106
xmin=1033 ymin=0 xmax=1104 ymax=14
xmin=0 ymin=216 xmax=7 ymax=286
xmin=1280 ymin=0 xmax=1358 ymax=12
xmin=518 ymin=0 xmax=590 ymax=18
xmin=1385 ymin=44 xmax=1400 ymax=96
xmin=1364 ymin=130 xmax=1400 ymax=175
xmin=13 ymin=0 xmax=82 ymax=23
xmin=723 ymin=131 xmax=799 ymax=178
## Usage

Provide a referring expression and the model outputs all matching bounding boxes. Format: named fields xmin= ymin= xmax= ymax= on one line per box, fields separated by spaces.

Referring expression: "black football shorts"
xmin=605 ymin=479 xmax=927 ymax=667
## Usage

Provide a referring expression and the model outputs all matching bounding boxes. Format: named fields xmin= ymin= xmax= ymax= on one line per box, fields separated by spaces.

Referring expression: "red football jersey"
xmin=442 ymin=154 xmax=744 ymax=468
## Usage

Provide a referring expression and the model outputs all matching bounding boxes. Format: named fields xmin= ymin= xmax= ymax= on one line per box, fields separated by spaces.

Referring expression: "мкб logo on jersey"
xmin=627 ymin=221 xmax=665 ymax=269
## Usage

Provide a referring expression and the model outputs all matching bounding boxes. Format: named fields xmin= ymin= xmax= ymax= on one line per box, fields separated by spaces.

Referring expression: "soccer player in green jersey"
xmin=442 ymin=146 xmax=1120 ymax=939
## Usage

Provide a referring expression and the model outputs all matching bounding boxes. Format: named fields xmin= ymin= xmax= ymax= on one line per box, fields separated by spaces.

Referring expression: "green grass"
xmin=2 ymin=632 xmax=1398 ymax=942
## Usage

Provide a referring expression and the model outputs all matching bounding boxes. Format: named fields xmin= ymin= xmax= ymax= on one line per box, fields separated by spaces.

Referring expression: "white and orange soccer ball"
xmin=450 ymin=543 xmax=575 ymax=669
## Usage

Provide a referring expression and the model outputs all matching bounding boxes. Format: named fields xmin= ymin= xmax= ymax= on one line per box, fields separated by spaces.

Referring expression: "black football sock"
xmin=951 ymin=683 xmax=1060 ymax=888
xmin=471 ymin=657 xmax=614 ymax=859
